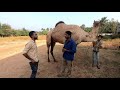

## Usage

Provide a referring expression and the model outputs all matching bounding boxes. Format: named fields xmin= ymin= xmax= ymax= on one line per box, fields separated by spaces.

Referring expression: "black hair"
xmin=29 ymin=31 xmax=35 ymax=38
xmin=65 ymin=31 xmax=72 ymax=37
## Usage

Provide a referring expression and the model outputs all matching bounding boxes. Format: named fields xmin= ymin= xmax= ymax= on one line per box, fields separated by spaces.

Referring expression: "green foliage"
xmin=0 ymin=23 xmax=30 ymax=37
xmin=99 ymin=17 xmax=119 ymax=33
xmin=84 ymin=27 xmax=92 ymax=32
xmin=39 ymin=28 xmax=51 ymax=35
xmin=103 ymin=35 xmax=112 ymax=39
xmin=80 ymin=24 xmax=85 ymax=30
xmin=112 ymin=34 xmax=120 ymax=39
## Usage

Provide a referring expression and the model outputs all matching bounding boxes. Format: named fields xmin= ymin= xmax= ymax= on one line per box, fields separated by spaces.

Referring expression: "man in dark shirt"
xmin=58 ymin=31 xmax=77 ymax=77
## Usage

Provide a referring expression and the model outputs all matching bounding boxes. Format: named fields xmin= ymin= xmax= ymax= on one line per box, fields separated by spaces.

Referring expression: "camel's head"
xmin=93 ymin=20 xmax=101 ymax=27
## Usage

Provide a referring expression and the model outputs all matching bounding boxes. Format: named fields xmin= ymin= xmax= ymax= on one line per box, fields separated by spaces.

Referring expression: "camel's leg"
xmin=47 ymin=44 xmax=50 ymax=62
xmin=50 ymin=41 xmax=57 ymax=62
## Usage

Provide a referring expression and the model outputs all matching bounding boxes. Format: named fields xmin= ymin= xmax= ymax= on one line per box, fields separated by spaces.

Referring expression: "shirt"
xmin=92 ymin=40 xmax=102 ymax=52
xmin=23 ymin=40 xmax=39 ymax=62
xmin=63 ymin=39 xmax=77 ymax=61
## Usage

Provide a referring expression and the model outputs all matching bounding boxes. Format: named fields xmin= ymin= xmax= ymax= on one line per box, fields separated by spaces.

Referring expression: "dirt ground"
xmin=0 ymin=40 xmax=46 ymax=60
xmin=0 ymin=42 xmax=120 ymax=78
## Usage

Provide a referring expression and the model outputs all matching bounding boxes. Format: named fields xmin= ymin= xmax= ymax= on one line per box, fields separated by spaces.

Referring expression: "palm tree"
xmin=99 ymin=17 xmax=108 ymax=33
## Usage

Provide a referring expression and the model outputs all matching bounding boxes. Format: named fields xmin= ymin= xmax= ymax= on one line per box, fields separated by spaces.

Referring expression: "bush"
xmin=112 ymin=34 xmax=120 ymax=39
xmin=103 ymin=34 xmax=120 ymax=39
xmin=103 ymin=35 xmax=112 ymax=39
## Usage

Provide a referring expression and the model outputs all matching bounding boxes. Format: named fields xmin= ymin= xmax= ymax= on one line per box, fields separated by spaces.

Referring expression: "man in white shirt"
xmin=23 ymin=31 xmax=39 ymax=78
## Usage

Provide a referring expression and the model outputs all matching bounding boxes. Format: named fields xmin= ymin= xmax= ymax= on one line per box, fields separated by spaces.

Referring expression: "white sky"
xmin=0 ymin=12 xmax=120 ymax=31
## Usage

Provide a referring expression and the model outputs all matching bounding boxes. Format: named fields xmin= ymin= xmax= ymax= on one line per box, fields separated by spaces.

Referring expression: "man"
xmin=58 ymin=31 xmax=77 ymax=77
xmin=23 ymin=31 xmax=39 ymax=78
xmin=92 ymin=35 xmax=103 ymax=69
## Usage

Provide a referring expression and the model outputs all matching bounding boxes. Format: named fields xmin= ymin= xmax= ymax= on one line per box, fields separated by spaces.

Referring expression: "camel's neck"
xmin=80 ymin=26 xmax=99 ymax=42
xmin=91 ymin=26 xmax=99 ymax=36
xmin=89 ymin=26 xmax=99 ymax=39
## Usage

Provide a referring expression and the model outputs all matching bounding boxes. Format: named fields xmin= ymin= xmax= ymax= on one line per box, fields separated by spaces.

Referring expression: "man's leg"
xmin=66 ymin=60 xmax=72 ymax=76
xmin=29 ymin=62 xmax=38 ymax=78
xmin=29 ymin=62 xmax=35 ymax=78
xmin=92 ymin=52 xmax=94 ymax=67
xmin=58 ymin=59 xmax=67 ymax=77
xmin=96 ymin=52 xmax=100 ymax=69
xmin=92 ymin=52 xmax=97 ymax=67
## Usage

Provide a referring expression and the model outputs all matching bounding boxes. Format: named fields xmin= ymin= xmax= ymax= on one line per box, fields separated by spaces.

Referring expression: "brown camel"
xmin=46 ymin=21 xmax=101 ymax=62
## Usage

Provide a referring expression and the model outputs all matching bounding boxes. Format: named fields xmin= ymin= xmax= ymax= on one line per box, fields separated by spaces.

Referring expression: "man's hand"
xmin=31 ymin=59 xmax=36 ymax=63
xmin=99 ymin=46 xmax=102 ymax=49
xmin=23 ymin=53 xmax=36 ymax=63
xmin=62 ymin=48 xmax=69 ymax=52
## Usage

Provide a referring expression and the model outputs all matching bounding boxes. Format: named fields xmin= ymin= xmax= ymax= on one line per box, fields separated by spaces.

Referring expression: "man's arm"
xmin=23 ymin=53 xmax=35 ymax=63
xmin=63 ymin=42 xmax=76 ymax=53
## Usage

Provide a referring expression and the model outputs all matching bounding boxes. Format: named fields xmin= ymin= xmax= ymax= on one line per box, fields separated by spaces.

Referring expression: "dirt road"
xmin=0 ymin=40 xmax=46 ymax=60
xmin=0 ymin=42 xmax=63 ymax=78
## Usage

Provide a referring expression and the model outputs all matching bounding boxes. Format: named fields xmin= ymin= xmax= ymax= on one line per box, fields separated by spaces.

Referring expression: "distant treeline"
xmin=0 ymin=23 xmax=52 ymax=37
xmin=0 ymin=23 xmax=30 ymax=37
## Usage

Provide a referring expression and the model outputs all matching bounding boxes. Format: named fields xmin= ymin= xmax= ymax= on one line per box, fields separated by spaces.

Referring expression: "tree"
xmin=99 ymin=17 xmax=109 ymax=33
xmin=11 ymin=30 xmax=18 ymax=36
xmin=80 ymin=24 xmax=85 ymax=30
xmin=50 ymin=28 xmax=53 ymax=31
xmin=84 ymin=27 xmax=92 ymax=32
xmin=1 ymin=24 xmax=12 ymax=36
xmin=0 ymin=29 xmax=4 ymax=37
xmin=46 ymin=28 xmax=49 ymax=31
xmin=1 ymin=24 xmax=11 ymax=30
xmin=22 ymin=28 xmax=29 ymax=36
xmin=98 ymin=17 xmax=118 ymax=34
xmin=39 ymin=28 xmax=49 ymax=35
xmin=0 ymin=23 xmax=2 ymax=29
xmin=110 ymin=18 xmax=118 ymax=34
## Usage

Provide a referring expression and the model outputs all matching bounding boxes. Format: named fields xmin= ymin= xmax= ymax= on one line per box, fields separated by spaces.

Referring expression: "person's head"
xmin=29 ymin=31 xmax=38 ymax=40
xmin=65 ymin=31 xmax=72 ymax=39
xmin=97 ymin=35 xmax=103 ymax=40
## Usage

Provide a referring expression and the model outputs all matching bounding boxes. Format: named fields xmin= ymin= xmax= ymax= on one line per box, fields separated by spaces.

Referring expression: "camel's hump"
xmin=53 ymin=24 xmax=81 ymax=32
xmin=55 ymin=21 xmax=65 ymax=27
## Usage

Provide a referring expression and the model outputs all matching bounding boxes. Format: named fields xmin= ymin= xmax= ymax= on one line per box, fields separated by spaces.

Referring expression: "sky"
xmin=0 ymin=12 xmax=120 ymax=31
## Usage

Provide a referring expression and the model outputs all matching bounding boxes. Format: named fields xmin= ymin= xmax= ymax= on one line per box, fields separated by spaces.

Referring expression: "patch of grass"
xmin=102 ymin=39 xmax=120 ymax=50
xmin=75 ymin=46 xmax=120 ymax=78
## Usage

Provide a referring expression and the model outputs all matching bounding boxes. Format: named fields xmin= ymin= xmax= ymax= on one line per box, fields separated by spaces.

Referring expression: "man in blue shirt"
xmin=58 ymin=31 xmax=77 ymax=77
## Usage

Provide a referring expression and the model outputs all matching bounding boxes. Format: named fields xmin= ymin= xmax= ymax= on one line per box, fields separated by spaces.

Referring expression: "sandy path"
xmin=0 ymin=45 xmax=48 ymax=78
xmin=0 ymin=42 xmax=62 ymax=78
xmin=0 ymin=40 xmax=46 ymax=60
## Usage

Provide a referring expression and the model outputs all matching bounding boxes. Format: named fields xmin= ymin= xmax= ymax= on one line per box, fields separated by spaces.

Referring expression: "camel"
xmin=46 ymin=20 xmax=101 ymax=62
